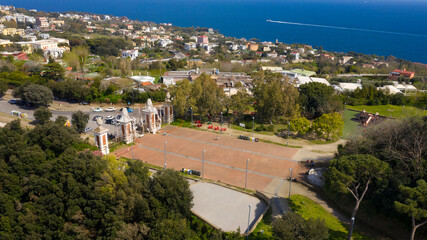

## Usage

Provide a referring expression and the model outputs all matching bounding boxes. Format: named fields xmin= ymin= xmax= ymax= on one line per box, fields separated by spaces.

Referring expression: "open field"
xmin=342 ymin=109 xmax=360 ymax=139
xmin=289 ymin=194 xmax=370 ymax=240
xmin=347 ymin=104 xmax=427 ymax=119
xmin=116 ymin=126 xmax=306 ymax=191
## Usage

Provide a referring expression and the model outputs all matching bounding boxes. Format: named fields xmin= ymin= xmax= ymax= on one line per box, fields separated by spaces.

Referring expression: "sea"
xmin=2 ymin=0 xmax=427 ymax=63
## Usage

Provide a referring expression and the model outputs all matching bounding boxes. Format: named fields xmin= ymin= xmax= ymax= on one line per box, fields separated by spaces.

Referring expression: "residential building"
xmin=197 ymin=35 xmax=209 ymax=45
xmin=247 ymin=42 xmax=259 ymax=51
xmin=337 ymin=83 xmax=362 ymax=92
xmin=121 ymin=49 xmax=139 ymax=60
xmin=1 ymin=28 xmax=24 ymax=36
xmin=290 ymin=52 xmax=300 ymax=60
xmin=291 ymin=68 xmax=315 ymax=77
xmin=36 ymin=17 xmax=49 ymax=28
xmin=0 ymin=39 xmax=12 ymax=47
xmin=389 ymin=69 xmax=415 ymax=81
xmin=0 ymin=51 xmax=28 ymax=60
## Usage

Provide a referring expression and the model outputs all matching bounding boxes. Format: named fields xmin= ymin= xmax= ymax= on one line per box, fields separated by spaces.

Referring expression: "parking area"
xmin=118 ymin=127 xmax=306 ymax=191
xmin=190 ymin=182 xmax=267 ymax=234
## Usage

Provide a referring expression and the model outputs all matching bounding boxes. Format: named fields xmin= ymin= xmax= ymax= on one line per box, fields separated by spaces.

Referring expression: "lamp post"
xmin=349 ymin=217 xmax=355 ymax=240
xmin=221 ymin=112 xmax=223 ymax=126
xmin=252 ymin=116 xmax=254 ymax=138
xmin=245 ymin=159 xmax=250 ymax=190
xmin=287 ymin=121 xmax=290 ymax=146
xmin=190 ymin=107 xmax=193 ymax=125
xmin=288 ymin=168 xmax=293 ymax=198
xmin=202 ymin=149 xmax=205 ymax=179
xmin=163 ymin=141 xmax=167 ymax=170
xmin=246 ymin=204 xmax=252 ymax=239
xmin=401 ymin=105 xmax=405 ymax=119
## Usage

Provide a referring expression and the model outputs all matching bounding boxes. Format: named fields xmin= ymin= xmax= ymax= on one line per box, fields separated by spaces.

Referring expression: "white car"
xmin=105 ymin=115 xmax=114 ymax=120
xmin=93 ymin=107 xmax=103 ymax=112
xmin=105 ymin=107 xmax=116 ymax=112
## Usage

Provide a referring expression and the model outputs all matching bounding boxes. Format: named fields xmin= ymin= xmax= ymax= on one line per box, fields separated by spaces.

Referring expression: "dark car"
xmin=83 ymin=127 xmax=92 ymax=133
xmin=80 ymin=101 xmax=89 ymax=105
xmin=8 ymin=99 xmax=17 ymax=104
xmin=105 ymin=118 xmax=117 ymax=125
xmin=92 ymin=116 xmax=103 ymax=121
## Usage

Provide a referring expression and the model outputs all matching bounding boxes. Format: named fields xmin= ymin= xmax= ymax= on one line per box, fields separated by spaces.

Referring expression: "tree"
xmin=191 ymin=74 xmax=224 ymax=116
xmin=230 ymin=89 xmax=251 ymax=122
xmin=299 ymin=82 xmax=342 ymax=119
xmin=290 ymin=117 xmax=311 ymax=136
xmin=71 ymin=111 xmax=89 ymax=133
xmin=394 ymin=180 xmax=427 ymax=240
xmin=253 ymin=71 xmax=299 ymax=123
xmin=169 ymin=79 xmax=194 ymax=118
xmin=15 ymin=84 xmax=54 ymax=107
xmin=272 ymin=212 xmax=329 ymax=240
xmin=34 ymin=106 xmax=52 ymax=124
xmin=43 ymin=58 xmax=65 ymax=81
xmin=325 ymin=154 xmax=389 ymax=240
xmin=311 ymin=112 xmax=343 ymax=140
xmin=0 ymin=80 xmax=7 ymax=96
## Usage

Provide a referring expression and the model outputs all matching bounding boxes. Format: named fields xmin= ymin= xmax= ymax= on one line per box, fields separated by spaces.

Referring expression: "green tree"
xmin=253 ymin=71 xmax=299 ymax=123
xmin=0 ymin=80 xmax=7 ymax=96
xmin=290 ymin=117 xmax=311 ymax=136
xmin=170 ymin=79 xmax=194 ymax=118
xmin=15 ymin=84 xmax=53 ymax=107
xmin=325 ymin=154 xmax=389 ymax=240
xmin=71 ymin=111 xmax=89 ymax=133
xmin=191 ymin=74 xmax=225 ymax=116
xmin=311 ymin=112 xmax=343 ymax=140
xmin=230 ymin=89 xmax=251 ymax=122
xmin=394 ymin=180 xmax=427 ymax=240
xmin=272 ymin=212 xmax=329 ymax=240
xmin=299 ymin=82 xmax=342 ymax=119
xmin=43 ymin=58 xmax=65 ymax=81
xmin=33 ymin=106 xmax=52 ymax=124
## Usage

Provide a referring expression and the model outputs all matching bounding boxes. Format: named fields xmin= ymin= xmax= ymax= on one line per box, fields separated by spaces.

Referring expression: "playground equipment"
xmin=238 ymin=135 xmax=258 ymax=142
xmin=181 ymin=168 xmax=201 ymax=176
xmin=11 ymin=110 xmax=27 ymax=118
xmin=360 ymin=110 xmax=380 ymax=126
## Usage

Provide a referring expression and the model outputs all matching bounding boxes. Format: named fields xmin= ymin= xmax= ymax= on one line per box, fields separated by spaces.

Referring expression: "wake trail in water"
xmin=266 ymin=19 xmax=427 ymax=38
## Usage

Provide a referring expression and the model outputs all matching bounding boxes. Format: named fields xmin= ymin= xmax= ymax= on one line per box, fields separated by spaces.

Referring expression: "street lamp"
xmin=246 ymin=204 xmax=252 ymax=239
xmin=287 ymin=121 xmax=290 ymax=146
xmin=190 ymin=107 xmax=193 ymax=125
xmin=164 ymin=141 xmax=167 ymax=170
xmin=221 ymin=112 xmax=223 ymax=126
xmin=202 ymin=149 xmax=205 ymax=179
xmin=245 ymin=159 xmax=250 ymax=190
xmin=288 ymin=168 xmax=293 ymax=198
xmin=252 ymin=116 xmax=254 ymax=138
xmin=349 ymin=217 xmax=355 ymax=240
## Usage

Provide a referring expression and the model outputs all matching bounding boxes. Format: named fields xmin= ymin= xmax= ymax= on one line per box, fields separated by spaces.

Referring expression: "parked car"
xmin=84 ymin=127 xmax=92 ymax=133
xmin=105 ymin=118 xmax=117 ymax=125
xmin=105 ymin=115 xmax=114 ymax=120
xmin=105 ymin=107 xmax=116 ymax=112
xmin=93 ymin=107 xmax=103 ymax=112
xmin=80 ymin=101 xmax=89 ymax=105
xmin=120 ymin=107 xmax=133 ymax=113
xmin=93 ymin=116 xmax=103 ymax=121
xmin=8 ymin=99 xmax=17 ymax=104
xmin=116 ymin=115 xmax=122 ymax=120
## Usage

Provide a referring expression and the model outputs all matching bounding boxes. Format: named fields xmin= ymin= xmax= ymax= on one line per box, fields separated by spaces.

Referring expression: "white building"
xmin=337 ymin=83 xmax=362 ymax=92
xmin=131 ymin=75 xmax=155 ymax=84
xmin=185 ymin=42 xmax=197 ymax=51
xmin=121 ymin=49 xmax=139 ymax=60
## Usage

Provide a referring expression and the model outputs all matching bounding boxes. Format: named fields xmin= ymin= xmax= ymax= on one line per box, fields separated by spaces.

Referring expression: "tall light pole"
xmin=401 ymin=105 xmax=405 ymax=119
xmin=245 ymin=159 xmax=250 ymax=190
xmin=288 ymin=168 xmax=293 ymax=199
xmin=246 ymin=204 xmax=252 ymax=239
xmin=287 ymin=121 xmax=290 ymax=146
xmin=349 ymin=217 xmax=355 ymax=240
xmin=190 ymin=107 xmax=193 ymax=125
xmin=163 ymin=141 xmax=167 ymax=170
xmin=252 ymin=116 xmax=254 ymax=138
xmin=202 ymin=149 xmax=205 ymax=179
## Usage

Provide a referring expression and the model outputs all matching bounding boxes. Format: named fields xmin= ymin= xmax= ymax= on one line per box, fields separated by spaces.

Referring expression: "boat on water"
xmin=266 ymin=19 xmax=272 ymax=22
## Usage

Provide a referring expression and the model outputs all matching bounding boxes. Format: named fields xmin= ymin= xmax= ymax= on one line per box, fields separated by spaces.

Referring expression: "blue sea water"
xmin=2 ymin=0 xmax=427 ymax=63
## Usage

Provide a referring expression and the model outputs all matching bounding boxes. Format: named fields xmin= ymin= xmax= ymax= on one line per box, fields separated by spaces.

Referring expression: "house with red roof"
xmin=389 ymin=68 xmax=415 ymax=81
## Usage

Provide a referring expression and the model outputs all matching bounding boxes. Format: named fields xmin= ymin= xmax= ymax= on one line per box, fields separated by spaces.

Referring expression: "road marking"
xmin=136 ymin=144 xmax=284 ymax=180
xmin=166 ymin=133 xmax=296 ymax=161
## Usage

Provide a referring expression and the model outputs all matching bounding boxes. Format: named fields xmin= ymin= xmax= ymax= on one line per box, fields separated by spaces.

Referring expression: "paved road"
xmin=0 ymin=99 xmax=139 ymax=133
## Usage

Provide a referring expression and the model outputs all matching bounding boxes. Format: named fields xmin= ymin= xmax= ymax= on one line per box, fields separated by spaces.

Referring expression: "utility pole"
xmin=252 ymin=116 xmax=254 ymax=138
xmin=245 ymin=159 xmax=250 ymax=190
xmin=202 ymin=149 xmax=205 ymax=179
xmin=163 ymin=141 xmax=167 ymax=170
xmin=289 ymin=168 xmax=293 ymax=198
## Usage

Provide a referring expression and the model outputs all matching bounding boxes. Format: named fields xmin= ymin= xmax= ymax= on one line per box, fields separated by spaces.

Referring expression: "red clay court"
xmin=117 ymin=127 xmax=306 ymax=191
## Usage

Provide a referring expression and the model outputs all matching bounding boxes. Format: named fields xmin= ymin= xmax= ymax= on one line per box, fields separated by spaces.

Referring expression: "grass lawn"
xmin=342 ymin=109 xmax=360 ymax=140
xmin=289 ymin=194 xmax=370 ymax=240
xmin=249 ymin=207 xmax=274 ymax=240
xmin=346 ymin=104 xmax=427 ymax=119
